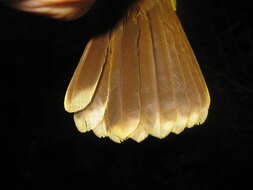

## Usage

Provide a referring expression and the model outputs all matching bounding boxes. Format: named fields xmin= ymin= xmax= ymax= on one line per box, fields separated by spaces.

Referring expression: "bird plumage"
xmin=64 ymin=0 xmax=210 ymax=143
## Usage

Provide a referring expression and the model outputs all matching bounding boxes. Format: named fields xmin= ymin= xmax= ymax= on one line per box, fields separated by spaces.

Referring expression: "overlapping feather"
xmin=64 ymin=0 xmax=210 ymax=143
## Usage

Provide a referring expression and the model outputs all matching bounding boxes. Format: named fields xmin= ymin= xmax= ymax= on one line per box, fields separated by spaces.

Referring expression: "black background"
xmin=1 ymin=0 xmax=253 ymax=189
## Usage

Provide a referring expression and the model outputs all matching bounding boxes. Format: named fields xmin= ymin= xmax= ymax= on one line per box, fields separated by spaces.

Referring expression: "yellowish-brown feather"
xmin=65 ymin=0 xmax=210 ymax=143
xmin=64 ymin=33 xmax=110 ymax=113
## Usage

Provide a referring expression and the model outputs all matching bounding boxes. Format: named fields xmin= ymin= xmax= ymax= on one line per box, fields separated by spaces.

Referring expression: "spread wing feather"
xmin=65 ymin=0 xmax=210 ymax=143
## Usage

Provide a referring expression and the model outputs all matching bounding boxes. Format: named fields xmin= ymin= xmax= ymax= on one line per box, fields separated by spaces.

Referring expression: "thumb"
xmin=10 ymin=0 xmax=96 ymax=20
